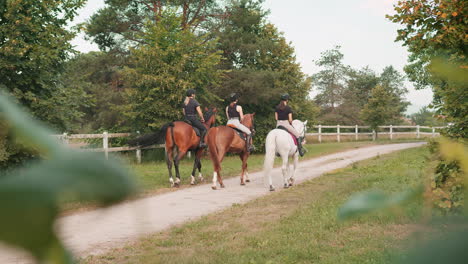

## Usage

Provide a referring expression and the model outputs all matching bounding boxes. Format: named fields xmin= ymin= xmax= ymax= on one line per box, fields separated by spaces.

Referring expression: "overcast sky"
xmin=70 ymin=0 xmax=433 ymax=114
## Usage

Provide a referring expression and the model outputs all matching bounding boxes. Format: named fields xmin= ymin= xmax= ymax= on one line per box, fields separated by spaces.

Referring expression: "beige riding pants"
xmin=276 ymin=120 xmax=300 ymax=138
xmin=227 ymin=118 xmax=251 ymax=135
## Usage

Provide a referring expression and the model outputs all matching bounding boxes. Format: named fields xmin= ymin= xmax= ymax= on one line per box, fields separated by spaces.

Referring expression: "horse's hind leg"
xmin=166 ymin=148 xmax=175 ymax=187
xmin=281 ymin=154 xmax=290 ymax=189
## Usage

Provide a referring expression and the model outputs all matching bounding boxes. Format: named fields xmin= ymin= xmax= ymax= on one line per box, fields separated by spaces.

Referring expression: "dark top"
xmin=275 ymin=105 xmax=292 ymax=120
xmin=227 ymin=104 xmax=240 ymax=118
xmin=183 ymin=98 xmax=200 ymax=116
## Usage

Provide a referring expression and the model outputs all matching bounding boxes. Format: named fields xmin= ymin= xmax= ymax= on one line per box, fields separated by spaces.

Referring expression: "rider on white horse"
xmin=275 ymin=93 xmax=306 ymax=156
xmin=226 ymin=93 xmax=254 ymax=153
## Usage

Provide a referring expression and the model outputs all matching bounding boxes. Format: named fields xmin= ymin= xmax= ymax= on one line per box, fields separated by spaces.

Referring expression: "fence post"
xmin=432 ymin=127 xmax=435 ymax=138
xmin=318 ymin=125 xmax=322 ymax=143
xmin=62 ymin=132 xmax=69 ymax=145
xmin=355 ymin=125 xmax=358 ymax=141
xmin=389 ymin=125 xmax=393 ymax=140
xmin=337 ymin=125 xmax=340 ymax=142
xmin=372 ymin=129 xmax=376 ymax=141
xmin=103 ymin=131 xmax=109 ymax=160
xmin=416 ymin=125 xmax=420 ymax=139
xmin=135 ymin=131 xmax=141 ymax=164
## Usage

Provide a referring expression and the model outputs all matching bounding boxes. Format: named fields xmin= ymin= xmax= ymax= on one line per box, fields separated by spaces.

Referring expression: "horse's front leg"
xmin=289 ymin=153 xmax=299 ymax=186
xmin=239 ymin=152 xmax=249 ymax=185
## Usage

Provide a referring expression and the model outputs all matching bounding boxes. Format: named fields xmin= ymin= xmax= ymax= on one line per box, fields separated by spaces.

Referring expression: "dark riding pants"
xmin=185 ymin=115 xmax=207 ymax=135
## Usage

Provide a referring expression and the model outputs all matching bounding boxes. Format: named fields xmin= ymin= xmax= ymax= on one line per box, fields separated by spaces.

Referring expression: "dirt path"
xmin=0 ymin=142 xmax=426 ymax=263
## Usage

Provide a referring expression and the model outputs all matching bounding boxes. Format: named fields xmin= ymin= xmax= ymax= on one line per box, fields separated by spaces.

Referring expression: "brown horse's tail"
xmin=207 ymin=127 xmax=221 ymax=172
xmin=128 ymin=122 xmax=174 ymax=147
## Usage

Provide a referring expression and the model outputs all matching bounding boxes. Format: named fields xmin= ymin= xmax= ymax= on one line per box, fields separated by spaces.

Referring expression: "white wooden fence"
xmin=306 ymin=125 xmax=445 ymax=143
xmin=52 ymin=132 xmax=164 ymax=164
xmin=54 ymin=125 xmax=444 ymax=162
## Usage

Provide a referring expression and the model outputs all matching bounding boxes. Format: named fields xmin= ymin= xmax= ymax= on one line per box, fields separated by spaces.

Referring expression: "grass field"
xmin=130 ymin=139 xmax=425 ymax=196
xmin=83 ymin=145 xmax=430 ymax=264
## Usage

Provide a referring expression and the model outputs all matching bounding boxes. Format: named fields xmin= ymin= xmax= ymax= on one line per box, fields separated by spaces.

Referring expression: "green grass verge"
xmin=83 ymin=146 xmax=429 ymax=264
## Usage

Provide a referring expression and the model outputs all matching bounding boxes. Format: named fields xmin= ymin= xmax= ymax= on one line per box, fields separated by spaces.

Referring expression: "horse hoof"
xmin=221 ymin=184 xmax=225 ymax=188
xmin=240 ymin=182 xmax=245 ymax=186
xmin=289 ymin=183 xmax=293 ymax=187
xmin=190 ymin=182 xmax=196 ymax=185
xmin=246 ymin=179 xmax=250 ymax=183
xmin=283 ymin=184 xmax=289 ymax=189
xmin=211 ymin=186 xmax=217 ymax=190
xmin=270 ymin=186 xmax=275 ymax=192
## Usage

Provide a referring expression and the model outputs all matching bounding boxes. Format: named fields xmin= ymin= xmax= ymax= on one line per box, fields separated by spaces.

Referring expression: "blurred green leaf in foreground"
xmin=0 ymin=91 xmax=137 ymax=263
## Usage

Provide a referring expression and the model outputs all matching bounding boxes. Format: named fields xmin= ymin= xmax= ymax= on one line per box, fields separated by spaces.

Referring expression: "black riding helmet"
xmin=186 ymin=89 xmax=196 ymax=97
xmin=229 ymin=92 xmax=240 ymax=103
xmin=280 ymin=93 xmax=290 ymax=101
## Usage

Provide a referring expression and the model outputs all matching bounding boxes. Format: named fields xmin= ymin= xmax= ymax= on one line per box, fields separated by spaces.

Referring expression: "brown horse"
xmin=130 ymin=108 xmax=217 ymax=187
xmin=206 ymin=113 xmax=255 ymax=190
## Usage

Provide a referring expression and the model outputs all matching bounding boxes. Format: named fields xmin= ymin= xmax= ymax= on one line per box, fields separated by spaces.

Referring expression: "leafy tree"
xmin=312 ymin=46 xmax=349 ymax=112
xmin=379 ymin=65 xmax=410 ymax=117
xmin=0 ymin=0 xmax=87 ymax=128
xmin=387 ymin=0 xmax=467 ymax=138
xmin=360 ymin=85 xmax=401 ymax=136
xmin=58 ymin=51 xmax=130 ymax=132
xmin=85 ymin=0 xmax=228 ymax=51
xmin=335 ymin=67 xmax=380 ymax=124
xmin=122 ymin=11 xmax=222 ymax=130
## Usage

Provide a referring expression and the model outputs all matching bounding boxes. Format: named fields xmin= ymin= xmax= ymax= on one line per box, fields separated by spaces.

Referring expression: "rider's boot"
xmin=297 ymin=136 xmax=305 ymax=157
xmin=199 ymin=130 xmax=207 ymax=148
xmin=246 ymin=134 xmax=255 ymax=153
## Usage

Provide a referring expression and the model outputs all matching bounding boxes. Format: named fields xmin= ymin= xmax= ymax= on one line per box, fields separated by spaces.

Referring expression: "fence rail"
xmin=306 ymin=125 xmax=445 ymax=143
xmin=52 ymin=132 xmax=165 ymax=163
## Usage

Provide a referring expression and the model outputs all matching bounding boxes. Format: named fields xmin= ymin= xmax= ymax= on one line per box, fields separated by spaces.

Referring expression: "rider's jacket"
xmin=275 ymin=105 xmax=292 ymax=120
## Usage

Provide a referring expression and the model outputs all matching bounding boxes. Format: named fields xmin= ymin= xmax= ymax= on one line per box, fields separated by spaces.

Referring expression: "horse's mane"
xmin=204 ymin=108 xmax=214 ymax=121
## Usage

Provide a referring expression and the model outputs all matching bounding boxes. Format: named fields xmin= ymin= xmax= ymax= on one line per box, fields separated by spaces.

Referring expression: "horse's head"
xmin=292 ymin=120 xmax=308 ymax=138
xmin=203 ymin=107 xmax=218 ymax=127
xmin=242 ymin=113 xmax=256 ymax=134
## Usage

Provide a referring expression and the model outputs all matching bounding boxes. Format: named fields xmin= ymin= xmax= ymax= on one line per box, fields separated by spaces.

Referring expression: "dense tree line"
xmin=1 ymin=0 xmax=422 ymax=169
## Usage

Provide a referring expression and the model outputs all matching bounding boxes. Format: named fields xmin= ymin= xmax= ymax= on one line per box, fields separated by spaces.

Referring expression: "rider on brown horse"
xmin=183 ymin=89 xmax=207 ymax=148
xmin=226 ymin=93 xmax=254 ymax=153
xmin=275 ymin=93 xmax=305 ymax=156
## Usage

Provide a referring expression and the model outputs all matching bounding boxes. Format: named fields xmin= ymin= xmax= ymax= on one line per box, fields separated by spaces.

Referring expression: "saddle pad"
xmin=276 ymin=126 xmax=297 ymax=146
xmin=183 ymin=120 xmax=200 ymax=137
xmin=228 ymin=126 xmax=246 ymax=141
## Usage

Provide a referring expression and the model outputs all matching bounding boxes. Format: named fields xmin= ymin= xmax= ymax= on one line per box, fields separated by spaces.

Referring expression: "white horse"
xmin=263 ymin=120 xmax=308 ymax=191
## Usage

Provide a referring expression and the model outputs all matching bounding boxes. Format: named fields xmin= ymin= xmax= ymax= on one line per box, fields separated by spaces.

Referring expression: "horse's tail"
xmin=128 ymin=122 xmax=174 ymax=147
xmin=207 ymin=127 xmax=221 ymax=172
xmin=263 ymin=130 xmax=277 ymax=186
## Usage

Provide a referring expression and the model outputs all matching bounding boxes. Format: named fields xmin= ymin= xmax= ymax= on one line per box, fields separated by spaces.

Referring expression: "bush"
xmin=428 ymin=139 xmax=465 ymax=214
xmin=0 ymin=121 xmax=40 ymax=172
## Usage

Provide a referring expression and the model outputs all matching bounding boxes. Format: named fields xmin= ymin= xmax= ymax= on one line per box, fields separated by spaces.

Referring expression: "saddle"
xmin=276 ymin=126 xmax=298 ymax=146
xmin=183 ymin=119 xmax=201 ymax=137
xmin=227 ymin=124 xmax=247 ymax=141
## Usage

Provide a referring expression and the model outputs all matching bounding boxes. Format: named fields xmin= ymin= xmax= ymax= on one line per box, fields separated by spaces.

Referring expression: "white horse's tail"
xmin=263 ymin=131 xmax=277 ymax=187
